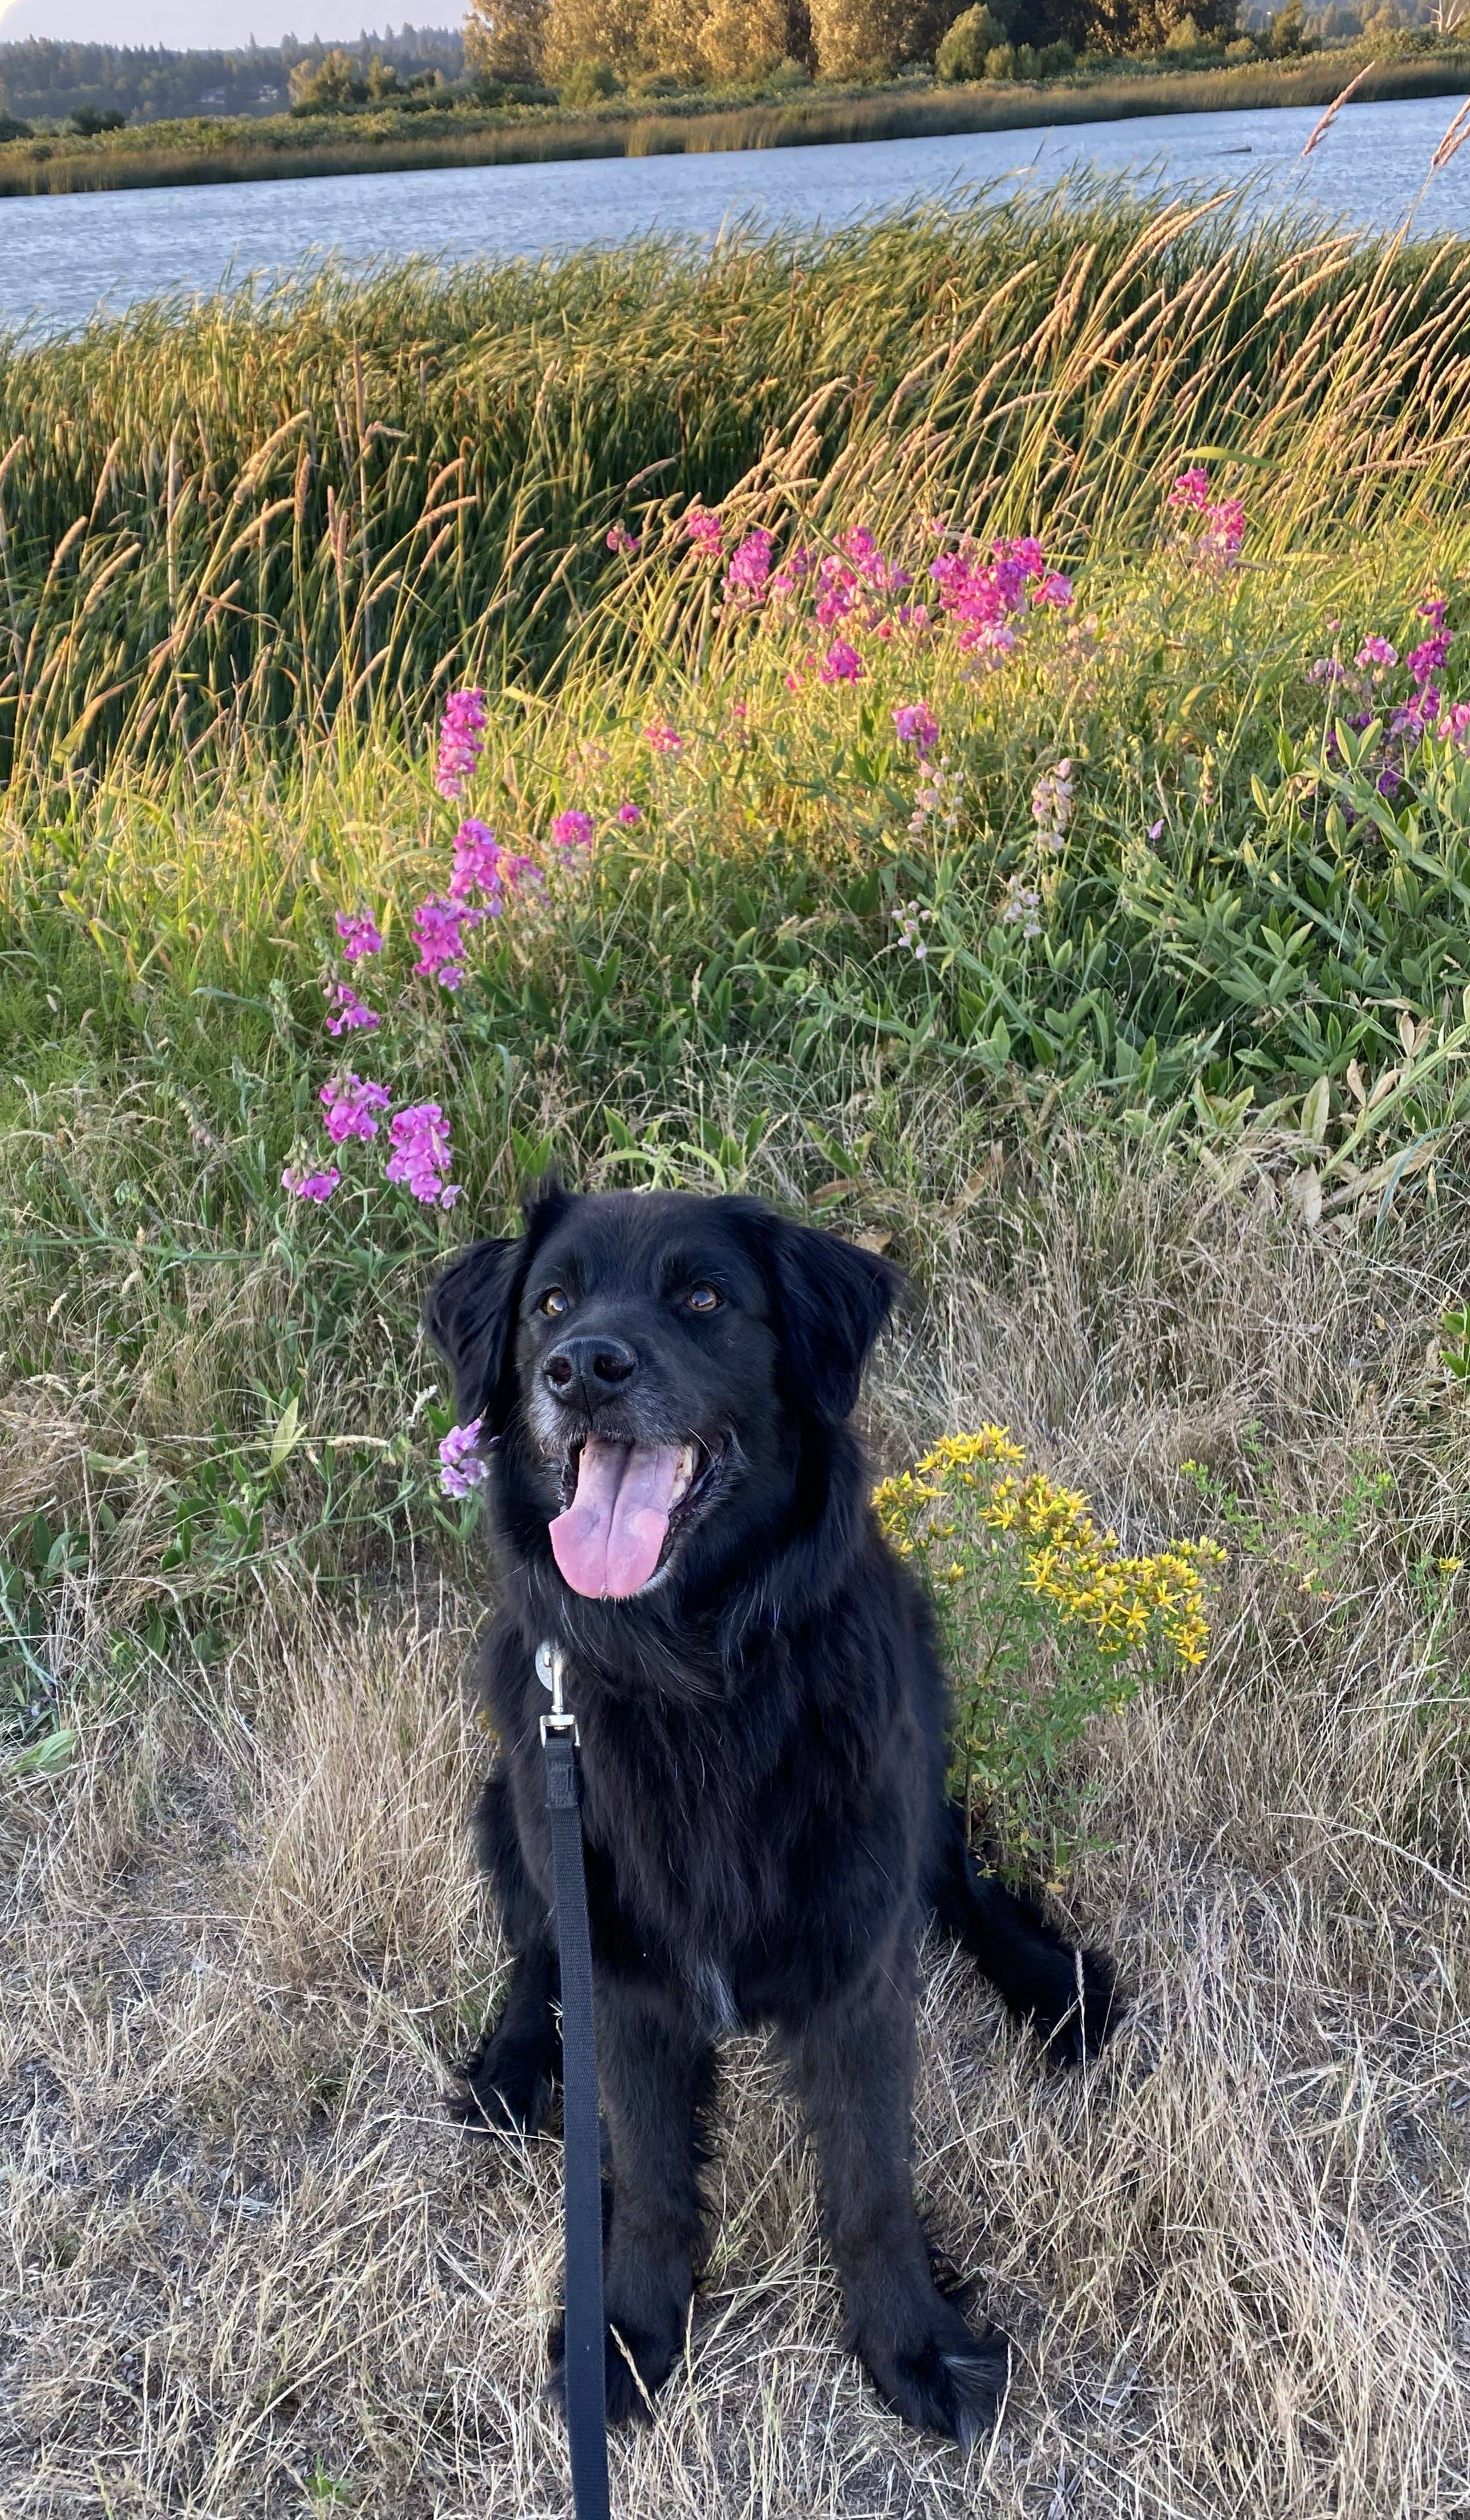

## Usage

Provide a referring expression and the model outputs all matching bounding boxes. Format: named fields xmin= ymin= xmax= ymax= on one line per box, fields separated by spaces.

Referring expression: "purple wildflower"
xmin=684 ymin=505 xmax=723 ymax=557
xmin=819 ymin=639 xmax=864 ymax=685
xmin=893 ymin=702 xmax=939 ymax=754
xmin=1356 ymin=636 xmax=1398 ymax=671
xmin=325 ymin=981 xmax=380 ymax=1036
xmin=282 ymin=1164 xmax=341 ymax=1201
xmin=616 ymin=799 xmax=642 ymax=826
xmin=722 ymin=528 xmax=774 ymax=609
xmin=1168 ymin=465 xmax=1211 ymax=513
xmin=434 ymin=688 xmax=487 ymax=803
xmin=320 ymin=1074 xmax=390 ymax=1145
xmin=386 ymin=1102 xmax=460 ymax=1208
xmin=412 ymin=894 xmax=477 ymax=990
xmin=439 ymin=1418 xmax=490 ymax=1499
xmin=449 ymin=817 xmax=503 ymax=906
xmin=550 ymin=809 xmax=594 ymax=854
xmin=1408 ymin=633 xmax=1452 ymax=684
xmin=335 ymin=910 xmax=383 ymax=962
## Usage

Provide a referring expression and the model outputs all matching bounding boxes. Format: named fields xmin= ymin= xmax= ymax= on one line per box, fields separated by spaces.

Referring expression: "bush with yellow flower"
xmin=873 ymin=1428 xmax=1224 ymax=1875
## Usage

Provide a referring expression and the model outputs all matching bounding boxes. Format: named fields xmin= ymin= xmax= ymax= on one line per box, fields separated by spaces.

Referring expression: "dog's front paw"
xmin=1032 ymin=1942 xmax=1117 ymax=2068
xmin=855 ymin=2290 xmax=1010 ymax=2445
xmin=545 ymin=2306 xmax=683 ymax=2425
xmin=448 ymin=2031 xmax=557 ymax=2137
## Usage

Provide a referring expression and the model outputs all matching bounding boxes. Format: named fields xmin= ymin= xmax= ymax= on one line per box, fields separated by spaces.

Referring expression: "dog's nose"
xmin=542 ymin=1333 xmax=637 ymax=1410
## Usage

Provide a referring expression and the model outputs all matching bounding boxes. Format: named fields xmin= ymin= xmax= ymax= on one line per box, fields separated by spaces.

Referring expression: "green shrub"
xmin=936 ymin=5 xmax=1010 ymax=80
xmin=984 ymin=39 xmax=1017 ymax=72
xmin=558 ymin=57 xmax=620 ymax=103
xmin=1036 ymin=38 xmax=1075 ymax=72
xmin=874 ymin=1431 xmax=1220 ymax=1870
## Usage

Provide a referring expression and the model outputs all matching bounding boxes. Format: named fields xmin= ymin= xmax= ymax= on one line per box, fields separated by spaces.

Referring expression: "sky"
xmin=0 ymin=0 xmax=437 ymax=42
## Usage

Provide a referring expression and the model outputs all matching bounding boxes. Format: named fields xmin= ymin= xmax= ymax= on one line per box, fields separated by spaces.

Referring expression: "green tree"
xmin=807 ymin=0 xmax=912 ymax=74
xmin=700 ymin=0 xmax=791 ymax=77
xmin=936 ymin=3 xmax=1011 ymax=71
xmin=463 ymin=0 xmax=550 ymax=82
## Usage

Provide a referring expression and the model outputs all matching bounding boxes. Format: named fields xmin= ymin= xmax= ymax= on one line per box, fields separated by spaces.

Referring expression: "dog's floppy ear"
xmin=757 ymin=1212 xmax=904 ymax=1423
xmin=425 ymin=1173 xmax=572 ymax=1430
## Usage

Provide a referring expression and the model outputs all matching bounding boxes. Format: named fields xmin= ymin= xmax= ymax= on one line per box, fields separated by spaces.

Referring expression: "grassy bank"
xmin=3 ymin=191 xmax=1469 ymax=2514
xmin=0 ymin=46 xmax=1467 ymax=196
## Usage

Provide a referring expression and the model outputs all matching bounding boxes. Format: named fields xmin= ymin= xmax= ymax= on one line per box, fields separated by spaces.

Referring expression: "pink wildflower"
xmin=617 ymin=800 xmax=643 ymax=825
xmin=893 ymin=703 xmax=939 ymax=754
xmin=606 ymin=523 xmax=640 ymax=555
xmin=386 ymin=1103 xmax=460 ymax=1208
xmin=684 ymin=505 xmax=723 ymax=557
xmin=1437 ymin=701 xmax=1470 ymax=746
xmin=1420 ymin=596 xmax=1448 ymax=630
xmin=449 ymin=817 xmax=504 ymax=906
xmin=1032 ymin=570 xmax=1074 ymax=608
xmin=768 ymin=546 xmax=814 ymax=602
xmin=722 ymin=528 xmax=774 ymax=608
xmin=928 ymin=535 xmax=1063 ymax=657
xmin=645 ymin=722 xmax=683 ymax=754
xmin=320 ymin=1073 xmax=390 ymax=1145
xmin=1356 ymin=636 xmax=1398 ymax=671
xmin=1408 ymin=633 xmax=1452 ymax=684
xmin=282 ymin=1164 xmax=341 ymax=1201
xmin=439 ymin=1418 xmax=490 ymax=1499
xmin=434 ymin=688 xmax=487 ymax=803
xmin=1168 ymin=465 xmax=1212 ymax=513
xmin=412 ymin=894 xmax=477 ymax=990
xmin=819 ymin=639 xmax=863 ymax=685
xmin=550 ymin=809 xmax=594 ymax=854
xmin=325 ymin=981 xmax=380 ymax=1036
xmin=335 ymin=910 xmax=383 ymax=962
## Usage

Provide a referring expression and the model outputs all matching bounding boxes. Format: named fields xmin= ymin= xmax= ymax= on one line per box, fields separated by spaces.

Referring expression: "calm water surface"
xmin=11 ymin=89 xmax=1470 ymax=337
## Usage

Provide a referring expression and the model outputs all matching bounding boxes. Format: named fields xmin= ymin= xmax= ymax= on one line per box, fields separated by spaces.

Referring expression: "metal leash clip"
xmin=536 ymin=1638 xmax=578 ymax=1745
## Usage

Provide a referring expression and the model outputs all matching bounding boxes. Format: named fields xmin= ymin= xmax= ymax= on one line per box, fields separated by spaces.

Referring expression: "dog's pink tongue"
xmin=549 ymin=1436 xmax=685 ymax=1598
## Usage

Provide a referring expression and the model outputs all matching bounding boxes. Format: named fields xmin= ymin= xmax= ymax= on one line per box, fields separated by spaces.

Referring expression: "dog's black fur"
xmin=428 ymin=1181 xmax=1115 ymax=2442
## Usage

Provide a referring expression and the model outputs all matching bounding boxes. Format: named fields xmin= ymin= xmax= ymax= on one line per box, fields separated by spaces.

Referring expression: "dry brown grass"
xmin=3 ymin=1153 xmax=1469 ymax=2519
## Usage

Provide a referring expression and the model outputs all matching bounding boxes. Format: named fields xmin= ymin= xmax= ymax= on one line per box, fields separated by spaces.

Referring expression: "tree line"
xmin=0 ymin=29 xmax=463 ymax=130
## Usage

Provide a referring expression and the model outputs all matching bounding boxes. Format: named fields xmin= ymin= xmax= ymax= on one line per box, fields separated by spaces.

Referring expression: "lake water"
xmin=5 ymin=88 xmax=1469 ymax=337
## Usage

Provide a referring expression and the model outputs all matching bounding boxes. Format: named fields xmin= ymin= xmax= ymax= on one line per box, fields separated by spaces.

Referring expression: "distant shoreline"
xmin=0 ymin=50 xmax=1467 ymax=200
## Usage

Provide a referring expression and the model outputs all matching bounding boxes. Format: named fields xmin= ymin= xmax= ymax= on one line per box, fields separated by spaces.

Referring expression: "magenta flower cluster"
xmin=412 ymin=893 xmax=477 ymax=991
xmin=321 ymin=1073 xmax=390 ymax=1143
xmin=685 ymin=505 xmax=724 ymax=557
xmin=929 ymin=535 xmax=1072 ymax=659
xmin=439 ymin=1416 xmax=490 ymax=1498
xmin=1313 ymin=594 xmax=1462 ymax=801
xmin=1167 ymin=465 xmax=1245 ymax=566
xmin=335 ymin=911 xmax=383 ymax=962
xmin=325 ymin=981 xmax=380 ymax=1036
xmin=551 ymin=808 xmax=595 ymax=853
xmin=434 ymin=687 xmax=487 ymax=802
xmin=386 ymin=1102 xmax=459 ymax=1208
xmin=893 ymin=702 xmax=939 ymax=754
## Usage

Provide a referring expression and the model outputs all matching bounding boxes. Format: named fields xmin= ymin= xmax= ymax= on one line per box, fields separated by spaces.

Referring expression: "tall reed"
xmin=3 ymin=183 xmax=1470 ymax=790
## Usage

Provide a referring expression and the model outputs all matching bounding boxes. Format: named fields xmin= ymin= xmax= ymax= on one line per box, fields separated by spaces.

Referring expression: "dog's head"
xmin=426 ymin=1179 xmax=901 ymax=1608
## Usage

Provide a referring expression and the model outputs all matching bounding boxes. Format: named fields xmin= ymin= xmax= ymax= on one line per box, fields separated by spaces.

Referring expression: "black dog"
xmin=428 ymin=1180 xmax=1114 ymax=2443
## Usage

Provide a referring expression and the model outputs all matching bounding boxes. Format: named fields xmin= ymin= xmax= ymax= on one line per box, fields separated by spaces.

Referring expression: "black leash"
xmin=536 ymin=1640 xmax=610 ymax=2520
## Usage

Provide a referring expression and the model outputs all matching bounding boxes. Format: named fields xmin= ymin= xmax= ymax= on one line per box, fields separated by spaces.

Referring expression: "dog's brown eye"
xmin=686 ymin=1285 xmax=721 ymax=1313
xmin=538 ymin=1288 xmax=570 ymax=1317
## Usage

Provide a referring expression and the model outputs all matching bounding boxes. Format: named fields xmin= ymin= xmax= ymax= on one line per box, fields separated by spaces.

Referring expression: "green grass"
xmin=1 ymin=46 xmax=1467 ymax=197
